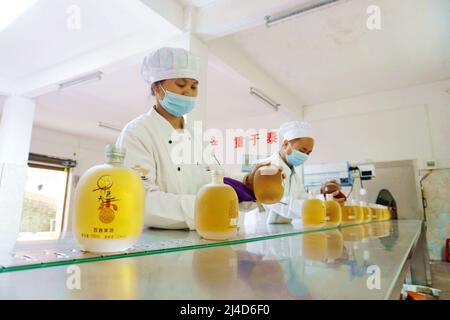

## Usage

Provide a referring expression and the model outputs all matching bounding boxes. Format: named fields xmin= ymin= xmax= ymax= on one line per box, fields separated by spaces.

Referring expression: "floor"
xmin=430 ymin=262 xmax=450 ymax=300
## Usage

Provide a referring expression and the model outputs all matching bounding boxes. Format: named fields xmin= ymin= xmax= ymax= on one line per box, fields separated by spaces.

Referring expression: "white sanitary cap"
xmin=141 ymin=47 xmax=200 ymax=86
xmin=279 ymin=121 xmax=313 ymax=141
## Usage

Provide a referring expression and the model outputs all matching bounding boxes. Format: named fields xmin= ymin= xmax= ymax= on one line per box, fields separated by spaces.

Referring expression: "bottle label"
xmin=229 ymin=200 xmax=238 ymax=227
xmin=93 ymin=175 xmax=120 ymax=224
xmin=78 ymin=175 xmax=127 ymax=240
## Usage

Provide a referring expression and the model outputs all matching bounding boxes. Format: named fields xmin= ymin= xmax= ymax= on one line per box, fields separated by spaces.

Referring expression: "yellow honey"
xmin=302 ymin=191 xmax=326 ymax=227
xmin=341 ymin=200 xmax=364 ymax=225
xmin=195 ymin=170 xmax=239 ymax=240
xmin=324 ymin=194 xmax=342 ymax=227
xmin=74 ymin=145 xmax=144 ymax=253
xmin=253 ymin=165 xmax=284 ymax=204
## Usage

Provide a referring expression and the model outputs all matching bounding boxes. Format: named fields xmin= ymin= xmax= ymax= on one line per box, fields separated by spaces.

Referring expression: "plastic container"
xmin=73 ymin=144 xmax=144 ymax=253
xmin=195 ymin=170 xmax=239 ymax=240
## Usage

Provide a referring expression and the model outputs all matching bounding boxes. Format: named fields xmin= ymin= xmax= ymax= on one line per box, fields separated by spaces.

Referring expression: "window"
xmin=18 ymin=154 xmax=76 ymax=241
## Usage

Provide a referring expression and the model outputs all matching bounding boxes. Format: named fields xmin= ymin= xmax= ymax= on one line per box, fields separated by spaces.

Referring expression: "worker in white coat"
xmin=243 ymin=121 xmax=345 ymax=224
xmin=116 ymin=47 xmax=214 ymax=230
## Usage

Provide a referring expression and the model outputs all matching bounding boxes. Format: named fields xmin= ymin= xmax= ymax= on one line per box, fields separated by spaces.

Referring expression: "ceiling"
xmin=35 ymin=63 xmax=151 ymax=142
xmin=177 ymin=0 xmax=218 ymax=8
xmin=223 ymin=0 xmax=450 ymax=105
xmin=0 ymin=0 xmax=153 ymax=79
xmin=0 ymin=0 xmax=448 ymax=145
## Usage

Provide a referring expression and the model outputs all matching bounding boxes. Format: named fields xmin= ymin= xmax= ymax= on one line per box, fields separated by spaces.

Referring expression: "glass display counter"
xmin=0 ymin=211 xmax=423 ymax=299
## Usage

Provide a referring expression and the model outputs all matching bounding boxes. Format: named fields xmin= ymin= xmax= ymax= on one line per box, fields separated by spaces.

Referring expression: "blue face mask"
xmin=286 ymin=149 xmax=309 ymax=167
xmin=159 ymin=86 xmax=196 ymax=116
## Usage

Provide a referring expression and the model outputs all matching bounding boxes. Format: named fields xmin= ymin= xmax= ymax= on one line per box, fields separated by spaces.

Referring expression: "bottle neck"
xmin=212 ymin=174 xmax=224 ymax=184
xmin=308 ymin=191 xmax=317 ymax=200
xmin=106 ymin=155 xmax=124 ymax=165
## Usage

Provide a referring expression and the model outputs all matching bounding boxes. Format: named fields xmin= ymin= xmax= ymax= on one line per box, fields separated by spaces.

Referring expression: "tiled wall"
xmin=422 ymin=169 xmax=450 ymax=261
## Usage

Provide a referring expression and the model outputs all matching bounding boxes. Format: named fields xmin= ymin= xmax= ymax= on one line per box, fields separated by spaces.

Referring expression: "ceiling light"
xmin=0 ymin=0 xmax=39 ymax=33
xmin=98 ymin=122 xmax=121 ymax=132
xmin=58 ymin=72 xmax=103 ymax=91
xmin=250 ymin=87 xmax=280 ymax=111
xmin=265 ymin=0 xmax=343 ymax=27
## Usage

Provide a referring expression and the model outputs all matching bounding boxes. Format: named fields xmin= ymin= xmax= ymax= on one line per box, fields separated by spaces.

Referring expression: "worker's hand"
xmin=244 ymin=162 xmax=284 ymax=191
xmin=321 ymin=179 xmax=346 ymax=206
xmin=321 ymin=179 xmax=341 ymax=194
xmin=332 ymin=190 xmax=346 ymax=206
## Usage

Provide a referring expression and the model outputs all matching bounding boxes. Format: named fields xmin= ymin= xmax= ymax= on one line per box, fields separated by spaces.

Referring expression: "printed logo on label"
xmin=93 ymin=175 xmax=119 ymax=224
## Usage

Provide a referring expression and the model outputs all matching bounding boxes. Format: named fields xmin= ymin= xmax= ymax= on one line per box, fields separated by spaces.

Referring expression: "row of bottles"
xmin=302 ymin=191 xmax=393 ymax=228
xmin=72 ymin=145 xmax=393 ymax=251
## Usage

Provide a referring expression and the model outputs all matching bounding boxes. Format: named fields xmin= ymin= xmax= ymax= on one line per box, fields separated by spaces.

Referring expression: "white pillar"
xmin=0 ymin=95 xmax=35 ymax=255
xmin=186 ymin=34 xmax=209 ymax=125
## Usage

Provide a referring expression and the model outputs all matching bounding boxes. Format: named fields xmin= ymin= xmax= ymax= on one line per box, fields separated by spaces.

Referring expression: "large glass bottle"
xmin=370 ymin=204 xmax=384 ymax=221
xmin=73 ymin=145 xmax=144 ymax=253
xmin=195 ymin=170 xmax=239 ymax=240
xmin=253 ymin=165 xmax=284 ymax=204
xmin=302 ymin=191 xmax=326 ymax=227
xmin=324 ymin=193 xmax=342 ymax=227
xmin=341 ymin=199 xmax=364 ymax=225
xmin=360 ymin=201 xmax=372 ymax=223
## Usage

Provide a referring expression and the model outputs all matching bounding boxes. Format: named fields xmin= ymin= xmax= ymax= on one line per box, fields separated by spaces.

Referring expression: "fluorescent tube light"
xmin=250 ymin=87 xmax=280 ymax=111
xmin=265 ymin=0 xmax=343 ymax=27
xmin=98 ymin=122 xmax=121 ymax=132
xmin=58 ymin=72 xmax=103 ymax=91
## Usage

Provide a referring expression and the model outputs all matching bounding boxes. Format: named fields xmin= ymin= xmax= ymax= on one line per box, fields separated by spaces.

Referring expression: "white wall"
xmin=304 ymin=79 xmax=450 ymax=168
xmin=205 ymin=60 xmax=297 ymax=174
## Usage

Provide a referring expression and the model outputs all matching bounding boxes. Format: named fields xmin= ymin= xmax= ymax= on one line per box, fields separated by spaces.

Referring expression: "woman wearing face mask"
xmin=244 ymin=121 xmax=344 ymax=224
xmin=116 ymin=47 xmax=216 ymax=230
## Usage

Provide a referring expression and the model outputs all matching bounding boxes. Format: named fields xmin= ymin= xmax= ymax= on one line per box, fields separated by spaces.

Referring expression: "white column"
xmin=186 ymin=34 xmax=209 ymax=125
xmin=0 ymin=95 xmax=35 ymax=254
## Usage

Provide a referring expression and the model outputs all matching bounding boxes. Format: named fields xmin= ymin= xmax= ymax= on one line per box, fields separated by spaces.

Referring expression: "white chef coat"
xmin=256 ymin=152 xmax=308 ymax=223
xmin=116 ymin=107 xmax=212 ymax=230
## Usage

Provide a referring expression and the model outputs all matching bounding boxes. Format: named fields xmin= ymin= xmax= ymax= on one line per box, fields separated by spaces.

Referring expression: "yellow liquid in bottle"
xmin=372 ymin=207 xmax=384 ymax=221
xmin=387 ymin=209 xmax=393 ymax=220
xmin=195 ymin=174 xmax=239 ymax=240
xmin=74 ymin=164 xmax=144 ymax=253
xmin=302 ymin=198 xmax=326 ymax=227
xmin=302 ymin=233 xmax=327 ymax=261
xmin=341 ymin=204 xmax=363 ymax=225
xmin=253 ymin=166 xmax=284 ymax=204
xmin=362 ymin=206 xmax=372 ymax=223
xmin=383 ymin=208 xmax=391 ymax=220
xmin=325 ymin=199 xmax=342 ymax=227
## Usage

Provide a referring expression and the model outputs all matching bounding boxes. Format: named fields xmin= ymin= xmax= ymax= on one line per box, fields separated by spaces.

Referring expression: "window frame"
xmin=17 ymin=154 xmax=75 ymax=241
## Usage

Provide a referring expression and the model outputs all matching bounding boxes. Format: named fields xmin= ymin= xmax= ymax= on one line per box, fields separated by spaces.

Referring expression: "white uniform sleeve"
xmin=117 ymin=129 xmax=197 ymax=230
xmin=263 ymin=199 xmax=305 ymax=221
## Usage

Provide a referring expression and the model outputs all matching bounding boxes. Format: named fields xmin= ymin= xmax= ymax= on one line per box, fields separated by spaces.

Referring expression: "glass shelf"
xmin=0 ymin=219 xmax=423 ymax=299
xmin=0 ymin=210 xmax=404 ymax=274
